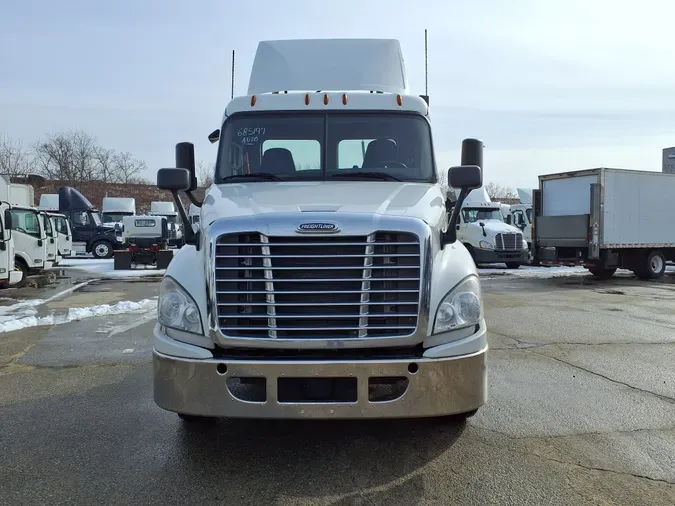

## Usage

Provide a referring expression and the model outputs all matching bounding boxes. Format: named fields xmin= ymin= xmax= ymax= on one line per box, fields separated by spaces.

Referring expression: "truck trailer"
xmin=152 ymin=38 xmax=487 ymax=422
xmin=534 ymin=168 xmax=675 ymax=279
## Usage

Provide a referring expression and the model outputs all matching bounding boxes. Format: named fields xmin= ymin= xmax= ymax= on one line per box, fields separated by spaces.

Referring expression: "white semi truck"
xmin=152 ymin=38 xmax=487 ymax=422
xmin=102 ymin=197 xmax=136 ymax=227
xmin=505 ymin=187 xmax=533 ymax=249
xmin=534 ymin=168 xmax=675 ymax=278
xmin=150 ymin=201 xmax=183 ymax=247
xmin=455 ymin=187 xmax=529 ymax=268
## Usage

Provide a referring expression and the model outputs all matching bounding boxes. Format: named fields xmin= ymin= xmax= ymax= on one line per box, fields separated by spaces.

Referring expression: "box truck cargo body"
xmin=534 ymin=168 xmax=675 ymax=279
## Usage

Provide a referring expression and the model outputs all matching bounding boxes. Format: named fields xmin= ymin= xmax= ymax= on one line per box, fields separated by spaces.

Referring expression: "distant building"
xmin=663 ymin=147 xmax=675 ymax=174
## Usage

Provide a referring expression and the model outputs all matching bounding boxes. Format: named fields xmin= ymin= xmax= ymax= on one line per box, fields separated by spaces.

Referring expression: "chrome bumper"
xmin=153 ymin=346 xmax=487 ymax=419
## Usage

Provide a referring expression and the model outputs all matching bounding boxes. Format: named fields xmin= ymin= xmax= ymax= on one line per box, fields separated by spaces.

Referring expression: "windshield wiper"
xmin=331 ymin=172 xmax=401 ymax=181
xmin=221 ymin=173 xmax=284 ymax=182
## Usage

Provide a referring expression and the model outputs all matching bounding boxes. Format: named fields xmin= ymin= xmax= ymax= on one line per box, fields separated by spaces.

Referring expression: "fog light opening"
xmin=216 ymin=363 xmax=228 ymax=375
xmin=408 ymin=362 xmax=419 ymax=374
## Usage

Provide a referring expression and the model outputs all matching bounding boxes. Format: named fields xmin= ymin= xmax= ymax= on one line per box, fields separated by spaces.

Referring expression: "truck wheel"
xmin=588 ymin=267 xmax=617 ymax=279
xmin=92 ymin=240 xmax=113 ymax=259
xmin=635 ymin=250 xmax=666 ymax=280
xmin=10 ymin=261 xmax=28 ymax=288
xmin=505 ymin=263 xmax=520 ymax=269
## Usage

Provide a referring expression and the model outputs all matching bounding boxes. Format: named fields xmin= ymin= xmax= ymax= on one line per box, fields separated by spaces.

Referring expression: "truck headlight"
xmin=158 ymin=276 xmax=203 ymax=334
xmin=478 ymin=240 xmax=493 ymax=249
xmin=432 ymin=276 xmax=483 ymax=334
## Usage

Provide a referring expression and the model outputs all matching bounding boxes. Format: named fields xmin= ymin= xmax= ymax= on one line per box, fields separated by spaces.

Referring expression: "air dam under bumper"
xmin=473 ymin=248 xmax=528 ymax=265
xmin=153 ymin=348 xmax=487 ymax=419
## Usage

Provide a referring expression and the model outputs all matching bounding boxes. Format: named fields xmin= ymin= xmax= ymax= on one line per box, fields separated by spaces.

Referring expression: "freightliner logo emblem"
xmin=296 ymin=222 xmax=340 ymax=233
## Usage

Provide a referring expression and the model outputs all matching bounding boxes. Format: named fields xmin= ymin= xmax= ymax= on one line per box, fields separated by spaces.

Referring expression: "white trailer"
xmin=534 ymin=168 xmax=675 ymax=279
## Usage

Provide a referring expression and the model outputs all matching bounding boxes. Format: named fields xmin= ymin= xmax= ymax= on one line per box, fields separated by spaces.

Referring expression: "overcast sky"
xmin=2 ymin=0 xmax=674 ymax=188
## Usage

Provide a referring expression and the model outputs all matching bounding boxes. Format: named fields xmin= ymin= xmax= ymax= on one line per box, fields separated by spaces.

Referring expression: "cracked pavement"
xmin=0 ymin=273 xmax=674 ymax=505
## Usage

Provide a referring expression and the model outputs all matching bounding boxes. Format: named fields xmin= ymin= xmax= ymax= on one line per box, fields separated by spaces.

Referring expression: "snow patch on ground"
xmin=479 ymin=264 xmax=675 ymax=279
xmin=0 ymin=298 xmax=157 ymax=334
xmin=58 ymin=259 xmax=165 ymax=278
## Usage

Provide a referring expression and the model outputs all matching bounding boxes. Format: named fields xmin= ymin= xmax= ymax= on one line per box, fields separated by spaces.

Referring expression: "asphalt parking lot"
xmin=0 ymin=269 xmax=674 ymax=505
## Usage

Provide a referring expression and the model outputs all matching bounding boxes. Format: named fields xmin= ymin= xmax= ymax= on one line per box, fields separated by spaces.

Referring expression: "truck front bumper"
xmin=474 ymin=248 xmax=528 ymax=265
xmin=154 ymin=329 xmax=487 ymax=419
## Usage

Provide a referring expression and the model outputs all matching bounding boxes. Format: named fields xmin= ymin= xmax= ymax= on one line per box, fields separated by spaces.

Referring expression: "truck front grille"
xmin=214 ymin=232 xmax=421 ymax=339
xmin=495 ymin=232 xmax=522 ymax=251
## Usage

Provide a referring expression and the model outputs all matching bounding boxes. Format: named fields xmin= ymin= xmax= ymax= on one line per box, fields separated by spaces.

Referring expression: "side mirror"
xmin=157 ymin=168 xmax=192 ymax=191
xmin=208 ymin=129 xmax=220 ymax=144
xmin=4 ymin=209 xmax=12 ymax=238
xmin=175 ymin=142 xmax=198 ymax=192
xmin=448 ymin=165 xmax=482 ymax=189
xmin=506 ymin=215 xmax=512 ymax=225
xmin=442 ymin=138 xmax=484 ymax=246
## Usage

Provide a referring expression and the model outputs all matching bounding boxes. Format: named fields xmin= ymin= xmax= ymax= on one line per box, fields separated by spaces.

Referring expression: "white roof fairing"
xmin=247 ymin=39 xmax=409 ymax=95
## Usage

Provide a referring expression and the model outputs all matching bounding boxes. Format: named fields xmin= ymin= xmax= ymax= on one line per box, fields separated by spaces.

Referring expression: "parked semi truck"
xmin=455 ymin=187 xmax=529 ymax=268
xmin=534 ymin=168 xmax=675 ymax=279
xmin=102 ymin=197 xmax=136 ymax=227
xmin=150 ymin=201 xmax=183 ymax=248
xmin=153 ymin=38 xmax=487 ymax=422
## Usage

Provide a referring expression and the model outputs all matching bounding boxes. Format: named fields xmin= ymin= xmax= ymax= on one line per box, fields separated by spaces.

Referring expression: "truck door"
xmin=10 ymin=208 xmax=44 ymax=270
xmin=70 ymin=210 xmax=97 ymax=243
xmin=55 ymin=216 xmax=72 ymax=256
xmin=0 ymin=208 xmax=10 ymax=283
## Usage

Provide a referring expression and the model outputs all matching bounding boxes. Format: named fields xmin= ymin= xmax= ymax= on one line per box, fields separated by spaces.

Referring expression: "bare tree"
xmin=94 ymin=146 xmax=116 ymax=183
xmin=0 ymin=135 xmax=33 ymax=177
xmin=33 ymin=130 xmax=99 ymax=183
xmin=112 ymin=151 xmax=147 ymax=184
xmin=484 ymin=182 xmax=517 ymax=200
xmin=196 ymin=161 xmax=215 ymax=187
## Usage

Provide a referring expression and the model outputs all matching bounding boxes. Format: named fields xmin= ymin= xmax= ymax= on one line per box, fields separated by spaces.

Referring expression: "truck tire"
xmin=92 ymin=240 xmax=114 ymax=259
xmin=505 ymin=263 xmax=521 ymax=269
xmin=588 ymin=267 xmax=617 ymax=279
xmin=10 ymin=260 xmax=28 ymax=288
xmin=635 ymin=250 xmax=666 ymax=280
xmin=463 ymin=244 xmax=476 ymax=264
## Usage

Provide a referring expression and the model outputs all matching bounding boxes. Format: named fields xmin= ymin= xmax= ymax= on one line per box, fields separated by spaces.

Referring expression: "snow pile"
xmin=58 ymin=258 xmax=165 ymax=278
xmin=0 ymin=298 xmax=157 ymax=334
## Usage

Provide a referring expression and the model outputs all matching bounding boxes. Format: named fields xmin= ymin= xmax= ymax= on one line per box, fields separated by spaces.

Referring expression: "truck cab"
xmin=456 ymin=188 xmax=528 ymax=268
xmin=505 ymin=188 xmax=533 ymax=250
xmin=38 ymin=211 xmax=59 ymax=266
xmin=56 ymin=187 xmax=124 ymax=258
xmin=152 ymin=38 xmax=487 ymax=422
xmin=38 ymin=195 xmax=74 ymax=259
xmin=9 ymin=205 xmax=49 ymax=283
xmin=102 ymin=197 xmax=136 ymax=228
xmin=0 ymin=202 xmax=21 ymax=286
xmin=150 ymin=201 xmax=183 ymax=248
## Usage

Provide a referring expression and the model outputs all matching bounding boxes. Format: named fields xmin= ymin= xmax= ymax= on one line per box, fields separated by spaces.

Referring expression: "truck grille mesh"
xmin=214 ymin=232 xmax=421 ymax=339
xmin=495 ymin=232 xmax=522 ymax=251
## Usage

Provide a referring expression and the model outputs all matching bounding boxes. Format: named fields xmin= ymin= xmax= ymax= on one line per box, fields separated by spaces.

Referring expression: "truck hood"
xmin=474 ymin=219 xmax=521 ymax=235
xmin=201 ymin=182 xmax=446 ymax=228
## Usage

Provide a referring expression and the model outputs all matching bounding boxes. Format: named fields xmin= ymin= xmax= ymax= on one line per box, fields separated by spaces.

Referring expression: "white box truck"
xmin=38 ymin=195 xmax=73 ymax=259
xmin=534 ymin=168 xmax=675 ymax=278
xmin=152 ymin=38 xmax=487 ymax=422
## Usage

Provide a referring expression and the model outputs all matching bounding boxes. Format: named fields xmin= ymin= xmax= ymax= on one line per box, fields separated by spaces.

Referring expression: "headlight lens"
xmin=158 ymin=276 xmax=203 ymax=334
xmin=433 ymin=276 xmax=483 ymax=334
xmin=478 ymin=240 xmax=493 ymax=249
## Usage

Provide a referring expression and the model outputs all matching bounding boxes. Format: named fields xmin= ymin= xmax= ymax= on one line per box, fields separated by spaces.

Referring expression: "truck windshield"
xmin=462 ymin=208 xmax=504 ymax=223
xmin=215 ymin=112 xmax=435 ymax=183
xmin=10 ymin=209 xmax=42 ymax=238
xmin=103 ymin=212 xmax=131 ymax=223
